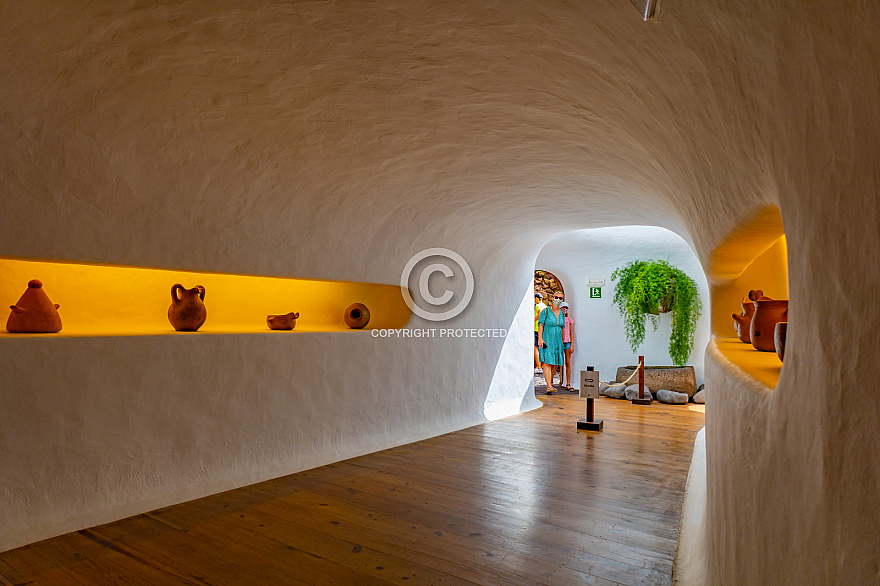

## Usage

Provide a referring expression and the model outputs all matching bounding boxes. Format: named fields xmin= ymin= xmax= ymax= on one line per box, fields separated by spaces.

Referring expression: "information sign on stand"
xmin=577 ymin=367 xmax=603 ymax=431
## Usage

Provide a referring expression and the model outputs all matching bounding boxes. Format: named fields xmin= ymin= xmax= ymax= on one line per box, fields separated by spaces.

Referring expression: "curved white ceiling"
xmin=0 ymin=1 xmax=876 ymax=283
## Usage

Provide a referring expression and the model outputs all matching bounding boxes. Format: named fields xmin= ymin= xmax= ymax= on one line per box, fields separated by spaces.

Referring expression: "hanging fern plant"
xmin=610 ymin=259 xmax=702 ymax=366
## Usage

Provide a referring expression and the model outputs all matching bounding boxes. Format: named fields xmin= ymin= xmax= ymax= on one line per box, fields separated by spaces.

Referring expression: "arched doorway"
xmin=534 ymin=269 xmax=566 ymax=390
xmin=533 ymin=227 xmax=712 ymax=399
xmin=534 ymin=269 xmax=564 ymax=302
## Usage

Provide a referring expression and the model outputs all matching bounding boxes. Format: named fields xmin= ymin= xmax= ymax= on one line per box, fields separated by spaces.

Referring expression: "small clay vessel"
xmin=168 ymin=284 xmax=207 ymax=331
xmin=6 ymin=279 xmax=62 ymax=333
xmin=750 ymin=297 xmax=788 ymax=352
xmin=344 ymin=303 xmax=370 ymax=329
xmin=774 ymin=322 xmax=787 ymax=362
xmin=267 ymin=312 xmax=299 ymax=330
xmin=732 ymin=289 xmax=763 ymax=343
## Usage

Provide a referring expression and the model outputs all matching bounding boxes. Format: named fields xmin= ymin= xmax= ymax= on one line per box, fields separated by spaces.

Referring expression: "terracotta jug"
xmin=168 ymin=284 xmax=207 ymax=331
xmin=774 ymin=322 xmax=787 ymax=362
xmin=750 ymin=297 xmax=788 ymax=352
xmin=344 ymin=303 xmax=370 ymax=329
xmin=732 ymin=289 xmax=763 ymax=343
xmin=6 ymin=279 xmax=62 ymax=333
xmin=267 ymin=311 xmax=299 ymax=330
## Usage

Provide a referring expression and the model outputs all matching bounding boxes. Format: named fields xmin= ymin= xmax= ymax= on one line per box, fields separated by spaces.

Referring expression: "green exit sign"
xmin=590 ymin=287 xmax=602 ymax=298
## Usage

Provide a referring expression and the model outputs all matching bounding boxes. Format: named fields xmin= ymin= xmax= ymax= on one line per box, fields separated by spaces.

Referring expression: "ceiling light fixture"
xmin=628 ymin=0 xmax=661 ymax=22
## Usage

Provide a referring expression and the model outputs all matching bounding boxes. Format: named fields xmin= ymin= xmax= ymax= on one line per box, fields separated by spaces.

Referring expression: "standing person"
xmin=534 ymin=292 xmax=546 ymax=372
xmin=560 ymin=302 xmax=575 ymax=390
xmin=538 ymin=292 xmax=565 ymax=394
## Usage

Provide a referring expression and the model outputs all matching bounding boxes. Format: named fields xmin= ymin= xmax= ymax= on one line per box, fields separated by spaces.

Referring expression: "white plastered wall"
xmin=0 ymin=245 xmax=543 ymax=552
xmin=0 ymin=1 xmax=879 ymax=583
xmin=536 ymin=226 xmax=710 ymax=385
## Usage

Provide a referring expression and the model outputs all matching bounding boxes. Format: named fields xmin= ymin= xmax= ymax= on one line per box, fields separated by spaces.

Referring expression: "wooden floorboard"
xmin=0 ymin=396 xmax=704 ymax=585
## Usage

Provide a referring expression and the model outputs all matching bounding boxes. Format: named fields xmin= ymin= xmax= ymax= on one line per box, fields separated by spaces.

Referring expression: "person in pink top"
xmin=560 ymin=302 xmax=575 ymax=390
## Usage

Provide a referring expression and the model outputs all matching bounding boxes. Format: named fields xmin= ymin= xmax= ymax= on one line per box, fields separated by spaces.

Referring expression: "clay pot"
xmin=168 ymin=284 xmax=207 ymax=332
xmin=732 ymin=289 xmax=763 ymax=343
xmin=344 ymin=303 xmax=370 ymax=329
xmin=6 ymin=279 xmax=62 ymax=333
xmin=267 ymin=312 xmax=299 ymax=330
xmin=750 ymin=297 xmax=788 ymax=352
xmin=774 ymin=322 xmax=787 ymax=362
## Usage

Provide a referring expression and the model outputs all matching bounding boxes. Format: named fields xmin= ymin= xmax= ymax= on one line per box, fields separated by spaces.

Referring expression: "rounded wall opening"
xmin=708 ymin=205 xmax=789 ymax=389
xmin=534 ymin=270 xmax=564 ymax=301
xmin=534 ymin=225 xmax=711 ymax=390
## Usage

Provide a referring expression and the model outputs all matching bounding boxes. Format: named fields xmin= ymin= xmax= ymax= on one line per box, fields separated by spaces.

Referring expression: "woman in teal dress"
xmin=537 ymin=292 xmax=566 ymax=394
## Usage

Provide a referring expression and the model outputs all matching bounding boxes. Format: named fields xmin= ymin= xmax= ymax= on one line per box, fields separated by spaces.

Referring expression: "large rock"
xmin=604 ymin=384 xmax=626 ymax=399
xmin=657 ymin=389 xmax=689 ymax=404
xmin=615 ymin=365 xmax=697 ymax=397
xmin=625 ymin=385 xmax=653 ymax=401
xmin=693 ymin=389 xmax=706 ymax=404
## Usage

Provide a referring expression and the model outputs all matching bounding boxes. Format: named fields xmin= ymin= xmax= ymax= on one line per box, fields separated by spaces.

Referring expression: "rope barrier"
xmin=600 ymin=363 xmax=644 ymax=388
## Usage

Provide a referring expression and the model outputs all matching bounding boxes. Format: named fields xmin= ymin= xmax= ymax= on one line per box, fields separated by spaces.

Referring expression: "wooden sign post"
xmin=577 ymin=366 xmax=603 ymax=431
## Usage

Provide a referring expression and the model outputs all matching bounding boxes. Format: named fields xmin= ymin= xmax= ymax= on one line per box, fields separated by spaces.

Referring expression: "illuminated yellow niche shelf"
xmin=712 ymin=338 xmax=784 ymax=389
xmin=0 ymin=258 xmax=411 ymax=337
xmin=708 ymin=206 xmax=789 ymax=389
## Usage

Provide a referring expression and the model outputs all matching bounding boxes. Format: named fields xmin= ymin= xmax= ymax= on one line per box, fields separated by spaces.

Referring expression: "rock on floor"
xmin=625 ymin=385 xmax=653 ymax=401
xmin=693 ymin=389 xmax=706 ymax=404
xmin=657 ymin=389 xmax=689 ymax=404
xmin=605 ymin=385 xmax=626 ymax=399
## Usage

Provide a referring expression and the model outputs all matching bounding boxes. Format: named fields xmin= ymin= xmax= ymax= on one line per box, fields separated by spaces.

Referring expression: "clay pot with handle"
xmin=750 ymin=297 xmax=788 ymax=352
xmin=168 ymin=284 xmax=207 ymax=332
xmin=732 ymin=289 xmax=763 ymax=343
xmin=267 ymin=312 xmax=299 ymax=330
xmin=6 ymin=279 xmax=62 ymax=333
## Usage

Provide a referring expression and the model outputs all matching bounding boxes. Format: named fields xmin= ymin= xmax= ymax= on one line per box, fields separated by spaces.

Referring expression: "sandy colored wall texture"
xmin=1 ymin=1 xmax=879 ymax=583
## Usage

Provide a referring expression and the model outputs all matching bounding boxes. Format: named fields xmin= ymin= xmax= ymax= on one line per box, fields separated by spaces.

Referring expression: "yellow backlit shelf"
xmin=0 ymin=324 xmax=372 ymax=338
xmin=712 ymin=337 xmax=782 ymax=390
xmin=1 ymin=257 xmax=411 ymax=337
xmin=708 ymin=204 xmax=788 ymax=391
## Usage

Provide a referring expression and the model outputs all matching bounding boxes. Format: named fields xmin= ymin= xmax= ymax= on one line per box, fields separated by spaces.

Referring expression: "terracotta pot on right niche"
xmin=344 ymin=303 xmax=370 ymax=329
xmin=732 ymin=289 xmax=763 ymax=343
xmin=750 ymin=297 xmax=788 ymax=352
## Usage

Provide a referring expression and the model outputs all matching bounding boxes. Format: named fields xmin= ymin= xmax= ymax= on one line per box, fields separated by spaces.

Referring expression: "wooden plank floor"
xmin=0 ymin=395 xmax=705 ymax=586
